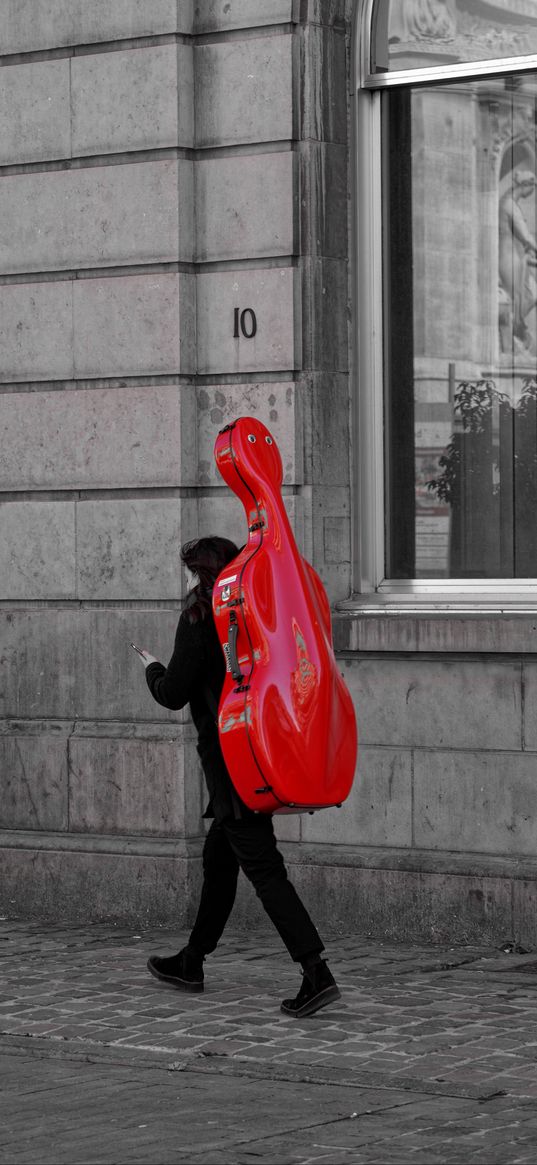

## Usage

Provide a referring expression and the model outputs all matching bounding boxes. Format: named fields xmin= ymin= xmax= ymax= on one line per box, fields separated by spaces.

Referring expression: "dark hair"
xmin=181 ymin=535 xmax=239 ymax=623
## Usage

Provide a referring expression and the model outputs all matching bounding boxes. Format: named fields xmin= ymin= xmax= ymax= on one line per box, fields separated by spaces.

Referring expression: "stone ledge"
xmin=0 ymin=718 xmax=196 ymax=740
xmin=9 ymin=832 xmax=536 ymax=880
xmin=279 ymin=840 xmax=537 ymax=882
xmin=4 ymin=829 xmax=537 ymax=887
xmin=0 ymin=829 xmax=204 ymax=858
xmin=333 ymin=611 xmax=537 ymax=654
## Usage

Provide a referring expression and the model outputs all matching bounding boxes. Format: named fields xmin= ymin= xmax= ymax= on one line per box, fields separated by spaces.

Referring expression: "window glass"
xmin=372 ymin=1 xmax=537 ymax=75
xmin=383 ymin=74 xmax=537 ymax=578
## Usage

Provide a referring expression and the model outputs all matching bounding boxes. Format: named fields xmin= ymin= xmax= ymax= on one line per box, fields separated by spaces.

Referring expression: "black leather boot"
xmin=280 ymin=959 xmax=340 ymax=1017
xmin=147 ymin=947 xmax=204 ymax=992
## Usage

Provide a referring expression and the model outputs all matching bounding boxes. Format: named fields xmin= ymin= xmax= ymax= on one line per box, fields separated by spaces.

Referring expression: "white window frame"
xmin=351 ymin=0 xmax=537 ymax=612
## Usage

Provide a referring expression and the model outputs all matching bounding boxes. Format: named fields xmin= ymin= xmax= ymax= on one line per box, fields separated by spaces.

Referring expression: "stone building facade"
xmin=3 ymin=0 xmax=537 ymax=946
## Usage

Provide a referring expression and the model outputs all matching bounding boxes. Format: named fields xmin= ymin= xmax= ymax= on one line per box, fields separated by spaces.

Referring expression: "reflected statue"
xmin=389 ymin=0 xmax=456 ymax=43
xmin=499 ymin=169 xmax=537 ymax=355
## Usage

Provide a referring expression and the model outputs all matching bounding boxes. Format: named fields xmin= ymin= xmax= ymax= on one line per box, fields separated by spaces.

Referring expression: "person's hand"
xmin=138 ymin=650 xmax=158 ymax=669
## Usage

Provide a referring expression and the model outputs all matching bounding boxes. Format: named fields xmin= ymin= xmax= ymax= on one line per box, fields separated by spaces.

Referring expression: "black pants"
xmin=188 ymin=816 xmax=324 ymax=963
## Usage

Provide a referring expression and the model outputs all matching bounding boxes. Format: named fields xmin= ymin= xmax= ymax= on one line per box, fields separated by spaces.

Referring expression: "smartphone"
xmin=130 ymin=642 xmax=146 ymax=656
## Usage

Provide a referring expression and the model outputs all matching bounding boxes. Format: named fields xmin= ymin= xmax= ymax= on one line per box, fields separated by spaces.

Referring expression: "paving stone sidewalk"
xmin=2 ymin=919 xmax=537 ymax=1162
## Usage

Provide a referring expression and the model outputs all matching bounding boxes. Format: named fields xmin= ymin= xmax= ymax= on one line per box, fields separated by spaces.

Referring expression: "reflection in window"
xmin=383 ymin=75 xmax=537 ymax=578
xmin=372 ymin=1 xmax=537 ymax=74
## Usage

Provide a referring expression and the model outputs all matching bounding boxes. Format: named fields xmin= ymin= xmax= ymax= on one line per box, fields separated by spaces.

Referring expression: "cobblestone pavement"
xmin=3 ymin=920 xmax=537 ymax=1162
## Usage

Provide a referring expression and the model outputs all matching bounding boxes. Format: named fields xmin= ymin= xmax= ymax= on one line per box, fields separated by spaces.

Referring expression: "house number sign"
xmin=233 ymin=307 xmax=257 ymax=339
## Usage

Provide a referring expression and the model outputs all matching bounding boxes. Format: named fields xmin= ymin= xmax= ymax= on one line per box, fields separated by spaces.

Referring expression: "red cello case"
xmin=212 ymin=417 xmax=357 ymax=814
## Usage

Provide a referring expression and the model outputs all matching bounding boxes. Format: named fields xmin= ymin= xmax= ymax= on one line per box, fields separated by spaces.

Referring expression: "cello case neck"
xmin=214 ymin=419 xmax=294 ymax=555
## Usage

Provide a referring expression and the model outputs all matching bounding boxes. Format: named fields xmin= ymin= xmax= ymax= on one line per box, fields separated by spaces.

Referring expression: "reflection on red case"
xmin=212 ymin=416 xmax=357 ymax=815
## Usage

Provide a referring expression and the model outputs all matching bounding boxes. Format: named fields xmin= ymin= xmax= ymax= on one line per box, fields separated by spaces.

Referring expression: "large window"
xmin=356 ymin=1 xmax=537 ymax=597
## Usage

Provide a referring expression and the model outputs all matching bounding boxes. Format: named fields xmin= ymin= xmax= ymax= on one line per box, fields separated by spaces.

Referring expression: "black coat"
xmin=145 ymin=608 xmax=246 ymax=822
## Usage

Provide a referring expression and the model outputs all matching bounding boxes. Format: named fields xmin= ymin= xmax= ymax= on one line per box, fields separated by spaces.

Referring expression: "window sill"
xmin=333 ymin=596 xmax=537 ymax=654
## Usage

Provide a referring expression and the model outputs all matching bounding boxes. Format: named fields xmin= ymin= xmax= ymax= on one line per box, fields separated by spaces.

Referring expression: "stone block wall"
xmin=4 ymin=0 xmax=533 ymax=948
xmin=0 ymin=0 xmax=353 ymax=927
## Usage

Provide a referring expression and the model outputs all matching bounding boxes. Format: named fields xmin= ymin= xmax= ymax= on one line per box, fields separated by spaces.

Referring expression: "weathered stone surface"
xmin=313 ymin=485 xmax=350 ymax=555
xmin=302 ymin=386 xmax=354 ymax=591
xmin=520 ymin=661 xmax=537 ymax=751
xmin=304 ymin=373 xmax=352 ymax=487
xmin=72 ymin=44 xmax=193 ymax=156
xmin=282 ymin=862 xmax=513 ymax=944
xmin=301 ymin=258 xmax=349 ymax=372
xmin=0 ymin=280 xmax=74 ymax=383
xmin=68 ymin=735 xmax=201 ymax=836
xmin=0 ymin=613 xmax=77 ymax=720
xmin=0 ymin=0 xmax=188 ymax=55
xmin=0 ymin=273 xmax=193 ymax=385
xmin=302 ymin=747 xmax=412 ymax=847
xmin=0 ymin=385 xmax=196 ymax=491
xmin=194 ymin=1 xmax=293 ymax=33
xmin=343 ymin=657 xmax=522 ymax=751
xmin=230 ymin=852 xmax=514 ymax=943
xmin=409 ymin=870 xmax=513 ymax=946
xmin=196 ymin=153 xmax=295 ymax=262
xmin=300 ymin=143 xmax=348 ymax=258
xmin=513 ymin=878 xmax=537 ymax=949
xmin=76 ymin=498 xmax=196 ymax=601
xmin=414 ymin=749 xmax=537 ymax=855
xmin=0 ymin=835 xmax=523 ymax=939
xmin=324 ymin=515 xmax=350 ymax=563
xmin=301 ymin=25 xmax=347 ymax=144
xmin=311 ymin=484 xmax=351 ymax=601
xmin=77 ymin=610 xmax=185 ymax=722
xmin=198 ymin=494 xmax=303 ymax=556
xmin=272 ymin=814 xmax=301 ymax=842
xmin=197 ymin=267 xmax=301 ymax=375
xmin=0 ymin=501 xmax=75 ymax=600
xmin=0 ymin=731 xmax=68 ymax=831
xmin=0 ymin=847 xmax=201 ymax=926
xmin=195 ymin=36 xmax=293 ymax=147
xmin=0 ymin=609 xmax=185 ymax=721
xmin=196 ymin=382 xmax=301 ymax=486
xmin=0 ymin=59 xmax=70 ymax=165
xmin=333 ymin=613 xmax=421 ymax=655
xmin=0 ymin=161 xmax=192 ymax=274
xmin=198 ymin=493 xmax=255 ymax=551
xmin=73 ymin=273 xmax=194 ymax=378
xmin=300 ymin=0 xmax=350 ymax=24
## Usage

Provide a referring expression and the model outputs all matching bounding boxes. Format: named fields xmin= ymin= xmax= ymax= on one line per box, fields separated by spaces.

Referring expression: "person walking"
xmin=134 ymin=535 xmax=340 ymax=1018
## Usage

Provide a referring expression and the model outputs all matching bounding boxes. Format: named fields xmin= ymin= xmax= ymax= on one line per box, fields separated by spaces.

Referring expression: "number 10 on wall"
xmin=233 ymin=307 xmax=257 ymax=339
